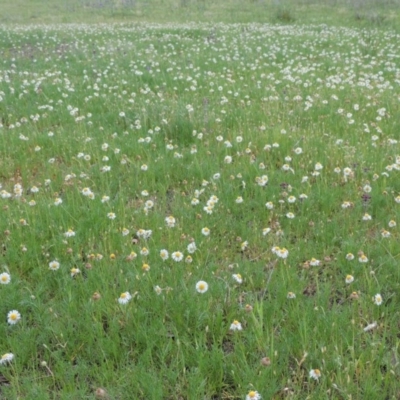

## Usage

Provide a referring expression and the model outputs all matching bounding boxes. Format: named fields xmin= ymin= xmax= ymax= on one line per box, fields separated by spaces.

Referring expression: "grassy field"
xmin=1 ymin=1 xmax=400 ymax=399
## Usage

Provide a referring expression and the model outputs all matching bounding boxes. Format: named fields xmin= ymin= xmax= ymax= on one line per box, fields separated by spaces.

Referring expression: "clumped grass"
xmin=0 ymin=14 xmax=400 ymax=400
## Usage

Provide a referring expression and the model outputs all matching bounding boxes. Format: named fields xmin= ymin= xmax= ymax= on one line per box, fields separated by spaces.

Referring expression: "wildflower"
xmin=185 ymin=255 xmax=193 ymax=263
xmin=232 ymin=274 xmax=243 ymax=284
xmin=276 ymin=248 xmax=289 ymax=259
xmin=0 ymin=272 xmax=11 ymax=284
xmin=362 ymin=213 xmax=372 ymax=221
xmin=122 ymin=228 xmax=130 ymax=236
xmin=345 ymin=275 xmax=354 ymax=284
xmin=287 ymin=196 xmax=296 ymax=203
xmin=346 ymin=253 xmax=354 ymax=260
xmin=64 ymin=229 xmax=75 ymax=238
xmin=294 ymin=147 xmax=303 ymax=154
xmin=191 ymin=198 xmax=200 ymax=205
xmin=262 ymin=228 xmax=271 ymax=236
xmin=140 ymin=247 xmax=149 ymax=256
xmin=246 ymin=391 xmax=261 ymax=400
xmin=196 ymin=281 xmax=208 ymax=293
xmin=310 ymin=258 xmax=320 ymax=266
xmin=7 ymin=310 xmax=21 ymax=325
xmin=172 ymin=251 xmax=184 ymax=262
xmin=145 ymin=200 xmax=154 ymax=209
xmin=265 ymin=201 xmax=274 ymax=210
xmin=236 ymin=196 xmax=244 ymax=204
xmin=363 ymin=184 xmax=372 ymax=193
xmin=118 ymin=292 xmax=132 ymax=305
xmin=49 ymin=260 xmax=60 ymax=271
xmin=142 ymin=263 xmax=150 ymax=272
xmin=0 ymin=353 xmax=14 ymax=365
xmin=160 ymin=249 xmax=169 ymax=261
xmin=350 ymin=291 xmax=359 ymax=300
xmin=358 ymin=254 xmax=368 ymax=263
xmin=54 ymin=198 xmax=63 ymax=206
xmin=101 ymin=195 xmax=110 ymax=203
xmin=314 ymin=163 xmax=323 ymax=171
xmin=141 ymin=164 xmax=148 ymax=171
xmin=286 ymin=212 xmax=295 ymax=219
xmin=381 ymin=230 xmax=391 ymax=238
xmin=224 ymin=155 xmax=232 ymax=164
xmin=165 ymin=216 xmax=176 ymax=228
xmin=154 ymin=286 xmax=162 ymax=295
xmin=201 ymin=227 xmax=210 ymax=236
xmin=388 ymin=220 xmax=396 ymax=228
xmin=373 ymin=294 xmax=383 ymax=306
xmin=126 ymin=251 xmax=137 ymax=261
xmin=70 ymin=268 xmax=80 ymax=277
xmin=287 ymin=292 xmax=296 ymax=299
xmin=341 ymin=201 xmax=353 ymax=209
xmin=395 ymin=196 xmax=400 ymax=204
xmin=187 ymin=242 xmax=197 ymax=254
xmin=309 ymin=369 xmax=321 ymax=380
xmin=107 ymin=212 xmax=116 ymax=220
xmin=230 ymin=320 xmax=243 ymax=331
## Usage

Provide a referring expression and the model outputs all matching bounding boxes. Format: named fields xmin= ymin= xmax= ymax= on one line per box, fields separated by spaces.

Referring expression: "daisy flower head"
xmin=345 ymin=274 xmax=354 ymax=284
xmin=160 ymin=249 xmax=169 ymax=261
xmin=381 ymin=229 xmax=391 ymax=238
xmin=246 ymin=390 xmax=261 ymax=400
xmin=277 ymin=247 xmax=289 ymax=259
xmin=362 ymin=213 xmax=372 ymax=221
xmin=107 ymin=212 xmax=116 ymax=220
xmin=70 ymin=267 xmax=80 ymax=277
xmin=232 ymin=274 xmax=243 ymax=284
xmin=187 ymin=242 xmax=197 ymax=254
xmin=49 ymin=260 xmax=60 ymax=271
xmin=314 ymin=162 xmax=323 ymax=171
xmin=0 ymin=353 xmax=14 ymax=365
xmin=140 ymin=247 xmax=149 ymax=256
xmin=236 ymin=196 xmax=244 ymax=204
xmin=118 ymin=292 xmax=132 ymax=305
xmin=265 ymin=201 xmax=274 ymax=210
xmin=142 ymin=263 xmax=150 ymax=272
xmin=196 ymin=280 xmax=208 ymax=294
xmin=358 ymin=254 xmax=368 ymax=263
xmin=64 ymin=229 xmax=75 ymax=238
xmin=286 ymin=212 xmax=295 ymax=219
xmin=185 ymin=255 xmax=193 ymax=263
xmin=0 ymin=272 xmax=11 ymax=285
xmin=287 ymin=292 xmax=296 ymax=299
xmin=388 ymin=220 xmax=396 ymax=228
xmin=230 ymin=320 xmax=243 ymax=331
xmin=54 ymin=197 xmax=63 ymax=206
xmin=373 ymin=293 xmax=383 ymax=306
xmin=346 ymin=253 xmax=355 ymax=261
xmin=309 ymin=369 xmax=321 ymax=380
xmin=201 ymin=227 xmax=210 ymax=236
xmin=171 ymin=251 xmax=183 ymax=262
xmin=165 ymin=215 xmax=176 ymax=228
xmin=310 ymin=258 xmax=320 ymax=266
xmin=7 ymin=310 xmax=21 ymax=325
xmin=262 ymin=228 xmax=271 ymax=236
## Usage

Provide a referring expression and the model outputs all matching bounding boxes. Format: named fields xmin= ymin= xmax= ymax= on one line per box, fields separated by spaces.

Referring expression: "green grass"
xmin=1 ymin=2 xmax=400 ymax=399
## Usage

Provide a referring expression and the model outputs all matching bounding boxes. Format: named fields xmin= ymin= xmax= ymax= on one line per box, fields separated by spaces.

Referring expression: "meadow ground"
xmin=1 ymin=1 xmax=400 ymax=399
